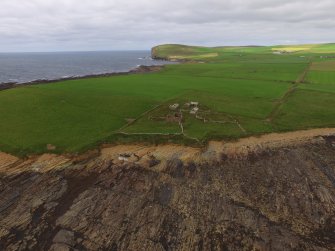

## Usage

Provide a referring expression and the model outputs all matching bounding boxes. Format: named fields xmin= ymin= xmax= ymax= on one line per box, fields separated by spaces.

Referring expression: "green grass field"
xmin=1 ymin=43 xmax=335 ymax=155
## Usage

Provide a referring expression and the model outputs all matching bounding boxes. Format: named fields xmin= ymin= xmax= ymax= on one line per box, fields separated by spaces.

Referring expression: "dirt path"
xmin=265 ymin=83 xmax=298 ymax=122
xmin=266 ymin=61 xmax=312 ymax=122
xmin=295 ymin=61 xmax=312 ymax=84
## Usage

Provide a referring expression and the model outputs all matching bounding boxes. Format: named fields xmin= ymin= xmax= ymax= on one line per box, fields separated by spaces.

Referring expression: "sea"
xmin=0 ymin=51 xmax=171 ymax=84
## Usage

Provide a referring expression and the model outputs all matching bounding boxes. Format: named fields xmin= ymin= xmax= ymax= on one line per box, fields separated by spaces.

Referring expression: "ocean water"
xmin=0 ymin=51 xmax=171 ymax=84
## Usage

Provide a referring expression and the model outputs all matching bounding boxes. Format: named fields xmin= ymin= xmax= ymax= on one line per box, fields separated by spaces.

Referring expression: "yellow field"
xmin=169 ymin=53 xmax=218 ymax=59
xmin=272 ymin=46 xmax=312 ymax=53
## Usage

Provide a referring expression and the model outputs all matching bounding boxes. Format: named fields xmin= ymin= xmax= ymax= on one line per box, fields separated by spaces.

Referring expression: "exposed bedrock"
xmin=0 ymin=138 xmax=335 ymax=250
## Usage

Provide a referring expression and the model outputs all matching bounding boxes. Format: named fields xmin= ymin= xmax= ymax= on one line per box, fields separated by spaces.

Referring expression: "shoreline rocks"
xmin=0 ymin=65 xmax=164 ymax=91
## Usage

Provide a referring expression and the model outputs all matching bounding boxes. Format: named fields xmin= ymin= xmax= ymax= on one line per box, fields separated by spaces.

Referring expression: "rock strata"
xmin=0 ymin=135 xmax=335 ymax=250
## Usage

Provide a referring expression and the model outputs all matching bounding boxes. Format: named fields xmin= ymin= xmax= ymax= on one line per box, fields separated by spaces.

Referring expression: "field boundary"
xmin=266 ymin=61 xmax=312 ymax=122
xmin=162 ymin=72 xmax=302 ymax=84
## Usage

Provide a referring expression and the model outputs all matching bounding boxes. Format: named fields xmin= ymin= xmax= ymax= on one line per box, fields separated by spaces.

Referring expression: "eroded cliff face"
xmin=0 ymin=134 xmax=335 ymax=251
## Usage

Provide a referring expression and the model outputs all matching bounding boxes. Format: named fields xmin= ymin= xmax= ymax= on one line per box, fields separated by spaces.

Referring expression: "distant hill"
xmin=152 ymin=43 xmax=335 ymax=61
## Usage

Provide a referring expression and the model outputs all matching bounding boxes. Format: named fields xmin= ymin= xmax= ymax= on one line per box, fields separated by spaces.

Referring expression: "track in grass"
xmin=266 ymin=60 xmax=313 ymax=122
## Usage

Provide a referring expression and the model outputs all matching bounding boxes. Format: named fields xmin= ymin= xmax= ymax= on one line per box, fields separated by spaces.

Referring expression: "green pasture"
xmin=1 ymin=43 xmax=335 ymax=155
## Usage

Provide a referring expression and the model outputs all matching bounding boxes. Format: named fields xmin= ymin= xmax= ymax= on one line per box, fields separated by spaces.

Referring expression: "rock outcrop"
xmin=1 ymin=133 xmax=335 ymax=250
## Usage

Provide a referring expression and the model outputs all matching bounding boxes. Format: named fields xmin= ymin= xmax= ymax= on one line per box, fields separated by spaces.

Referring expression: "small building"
xmin=190 ymin=107 xmax=199 ymax=114
xmin=190 ymin=101 xmax=199 ymax=106
xmin=169 ymin=103 xmax=179 ymax=110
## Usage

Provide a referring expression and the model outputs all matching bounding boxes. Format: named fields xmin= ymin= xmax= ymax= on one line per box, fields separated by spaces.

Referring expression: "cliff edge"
xmin=1 ymin=129 xmax=335 ymax=250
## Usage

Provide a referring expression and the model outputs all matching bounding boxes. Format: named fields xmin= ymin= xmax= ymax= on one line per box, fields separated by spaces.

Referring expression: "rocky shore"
xmin=1 ymin=129 xmax=335 ymax=250
xmin=0 ymin=65 xmax=164 ymax=91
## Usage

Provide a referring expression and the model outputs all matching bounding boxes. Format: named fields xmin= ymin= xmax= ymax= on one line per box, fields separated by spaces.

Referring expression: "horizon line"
xmin=1 ymin=41 xmax=335 ymax=53
xmin=0 ymin=49 xmax=151 ymax=54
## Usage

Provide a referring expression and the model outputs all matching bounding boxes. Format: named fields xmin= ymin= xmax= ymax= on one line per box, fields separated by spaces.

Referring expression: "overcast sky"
xmin=0 ymin=0 xmax=334 ymax=52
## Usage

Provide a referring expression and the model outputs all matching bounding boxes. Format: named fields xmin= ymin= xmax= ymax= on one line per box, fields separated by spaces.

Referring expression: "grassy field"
xmin=1 ymin=43 xmax=335 ymax=155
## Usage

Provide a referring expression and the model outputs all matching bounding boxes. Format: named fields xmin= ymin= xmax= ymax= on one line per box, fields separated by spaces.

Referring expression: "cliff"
xmin=1 ymin=130 xmax=335 ymax=250
xmin=151 ymin=44 xmax=210 ymax=61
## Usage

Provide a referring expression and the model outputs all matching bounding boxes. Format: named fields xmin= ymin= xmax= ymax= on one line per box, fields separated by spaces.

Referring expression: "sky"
xmin=0 ymin=0 xmax=334 ymax=52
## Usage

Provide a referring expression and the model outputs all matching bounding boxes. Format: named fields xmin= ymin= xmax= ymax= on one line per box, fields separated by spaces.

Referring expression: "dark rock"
xmin=53 ymin=229 xmax=75 ymax=246
xmin=1 ymin=141 xmax=335 ymax=250
xmin=154 ymin=183 xmax=173 ymax=206
xmin=165 ymin=158 xmax=184 ymax=178
xmin=148 ymin=155 xmax=161 ymax=167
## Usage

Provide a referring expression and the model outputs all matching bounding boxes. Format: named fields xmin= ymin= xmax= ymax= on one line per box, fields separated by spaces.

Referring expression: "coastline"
xmin=1 ymin=127 xmax=335 ymax=250
xmin=0 ymin=64 xmax=164 ymax=91
xmin=1 ymin=127 xmax=335 ymax=160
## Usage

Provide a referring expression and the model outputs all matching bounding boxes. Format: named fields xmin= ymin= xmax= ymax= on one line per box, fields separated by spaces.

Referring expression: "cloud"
xmin=0 ymin=0 xmax=334 ymax=51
